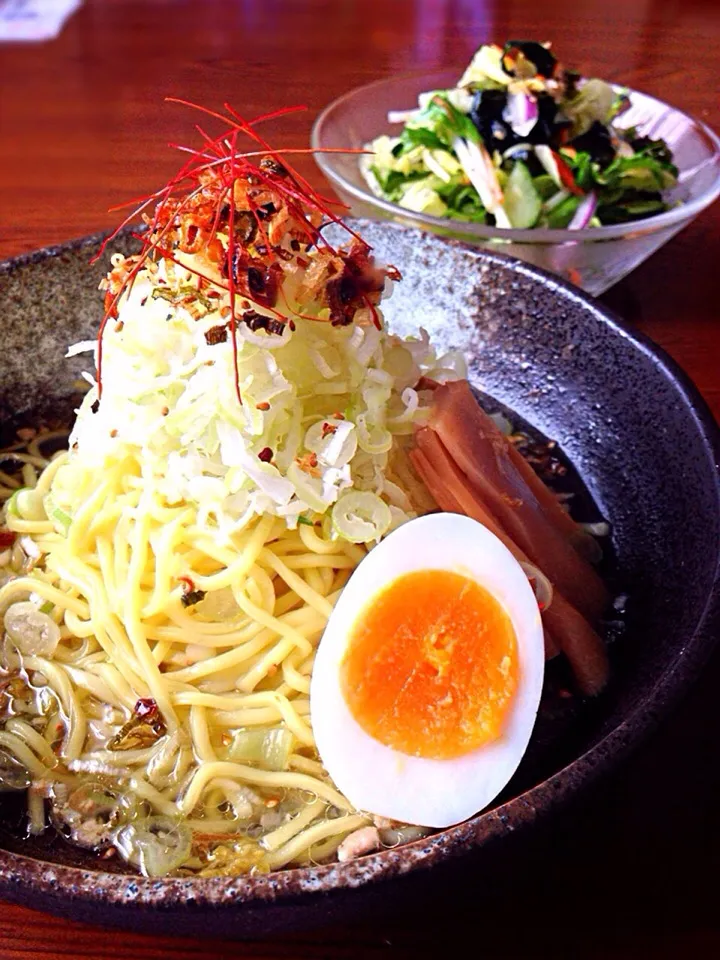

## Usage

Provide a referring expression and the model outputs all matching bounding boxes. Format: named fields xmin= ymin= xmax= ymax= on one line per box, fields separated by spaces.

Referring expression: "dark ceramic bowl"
xmin=0 ymin=222 xmax=719 ymax=937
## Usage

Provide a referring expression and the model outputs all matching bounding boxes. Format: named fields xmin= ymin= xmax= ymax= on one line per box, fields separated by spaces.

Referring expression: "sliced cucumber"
xmin=398 ymin=179 xmax=448 ymax=216
xmin=532 ymin=174 xmax=558 ymax=201
xmin=503 ymin=161 xmax=542 ymax=228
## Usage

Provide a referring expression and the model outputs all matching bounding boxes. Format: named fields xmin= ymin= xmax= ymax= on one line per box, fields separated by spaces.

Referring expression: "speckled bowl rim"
xmin=0 ymin=227 xmax=719 ymax=912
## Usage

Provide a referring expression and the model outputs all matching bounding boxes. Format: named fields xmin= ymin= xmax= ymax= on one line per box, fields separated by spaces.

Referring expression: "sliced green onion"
xmin=6 ymin=488 xmax=28 ymax=518
xmin=226 ymin=727 xmax=294 ymax=771
xmin=0 ymin=748 xmax=31 ymax=792
xmin=53 ymin=782 xmax=126 ymax=849
xmin=355 ymin=414 xmax=393 ymax=455
xmin=13 ymin=489 xmax=46 ymax=521
xmin=51 ymin=506 xmax=72 ymax=534
xmin=114 ymin=815 xmax=192 ymax=877
xmin=225 ymin=729 xmax=266 ymax=765
xmin=43 ymin=493 xmax=72 ymax=534
xmin=4 ymin=602 xmax=61 ymax=657
xmin=261 ymin=728 xmax=294 ymax=771
xmin=331 ymin=491 xmax=392 ymax=544
xmin=286 ymin=463 xmax=329 ymax=514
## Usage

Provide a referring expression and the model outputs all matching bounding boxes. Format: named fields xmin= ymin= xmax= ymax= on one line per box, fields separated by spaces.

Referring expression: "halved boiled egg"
xmin=310 ymin=512 xmax=545 ymax=828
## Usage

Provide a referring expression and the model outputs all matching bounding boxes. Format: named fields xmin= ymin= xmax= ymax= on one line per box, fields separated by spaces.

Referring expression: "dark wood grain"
xmin=1 ymin=0 xmax=719 ymax=956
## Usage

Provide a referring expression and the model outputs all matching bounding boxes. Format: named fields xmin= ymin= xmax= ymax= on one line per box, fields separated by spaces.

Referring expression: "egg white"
xmin=310 ymin=512 xmax=545 ymax=828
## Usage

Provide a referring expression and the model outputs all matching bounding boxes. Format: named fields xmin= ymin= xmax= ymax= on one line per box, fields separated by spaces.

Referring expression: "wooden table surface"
xmin=1 ymin=0 xmax=719 ymax=957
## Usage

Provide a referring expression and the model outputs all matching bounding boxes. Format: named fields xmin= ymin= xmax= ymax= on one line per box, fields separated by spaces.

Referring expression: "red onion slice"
xmin=568 ymin=190 xmax=598 ymax=230
xmin=504 ymin=92 xmax=539 ymax=138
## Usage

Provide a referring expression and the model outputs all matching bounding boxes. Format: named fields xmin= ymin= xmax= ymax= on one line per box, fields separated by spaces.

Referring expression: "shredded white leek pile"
xmin=64 ymin=253 xmax=464 ymax=544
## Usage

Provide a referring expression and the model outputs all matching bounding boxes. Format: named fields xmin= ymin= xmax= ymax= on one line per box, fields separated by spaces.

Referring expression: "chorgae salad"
xmin=0 ymin=101 xmax=611 ymax=878
xmin=363 ymin=40 xmax=679 ymax=228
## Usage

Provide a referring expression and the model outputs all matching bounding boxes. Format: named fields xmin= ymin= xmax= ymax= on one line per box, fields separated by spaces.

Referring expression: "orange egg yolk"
xmin=340 ymin=569 xmax=518 ymax=760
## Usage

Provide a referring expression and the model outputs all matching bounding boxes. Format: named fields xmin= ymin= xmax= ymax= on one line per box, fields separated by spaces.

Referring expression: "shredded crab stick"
xmin=428 ymin=381 xmax=609 ymax=622
xmin=411 ymin=423 xmax=609 ymax=694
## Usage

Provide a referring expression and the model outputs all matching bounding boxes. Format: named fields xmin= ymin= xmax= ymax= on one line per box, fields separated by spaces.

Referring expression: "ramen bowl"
xmin=312 ymin=70 xmax=720 ymax=295
xmin=0 ymin=222 xmax=718 ymax=936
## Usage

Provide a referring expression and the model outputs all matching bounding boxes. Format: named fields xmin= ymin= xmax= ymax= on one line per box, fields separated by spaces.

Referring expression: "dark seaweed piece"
xmin=629 ymin=135 xmax=675 ymax=167
xmin=502 ymin=40 xmax=558 ymax=78
xmin=470 ymin=89 xmax=518 ymax=153
xmin=563 ymin=69 xmax=582 ymax=100
xmin=569 ymin=121 xmax=616 ymax=167
xmin=527 ymin=93 xmax=570 ymax=146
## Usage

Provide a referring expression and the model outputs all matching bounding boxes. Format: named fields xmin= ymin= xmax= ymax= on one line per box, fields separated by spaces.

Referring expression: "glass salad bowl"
xmin=312 ymin=70 xmax=720 ymax=295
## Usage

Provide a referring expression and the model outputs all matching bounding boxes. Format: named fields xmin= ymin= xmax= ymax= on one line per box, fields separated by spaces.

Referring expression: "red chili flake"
xmin=332 ymin=411 xmax=345 ymax=420
xmin=321 ymin=422 xmax=337 ymax=438
xmin=288 ymin=320 xmax=296 ymax=332
xmin=256 ymin=401 xmax=270 ymax=411
xmin=295 ymin=452 xmax=319 ymax=476
xmin=0 ymin=531 xmax=16 ymax=548
xmin=135 ymin=698 xmax=159 ymax=719
xmin=178 ymin=575 xmax=195 ymax=593
xmin=258 ymin=447 xmax=273 ymax=462
xmin=114 ymin=320 xmax=124 ymax=332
